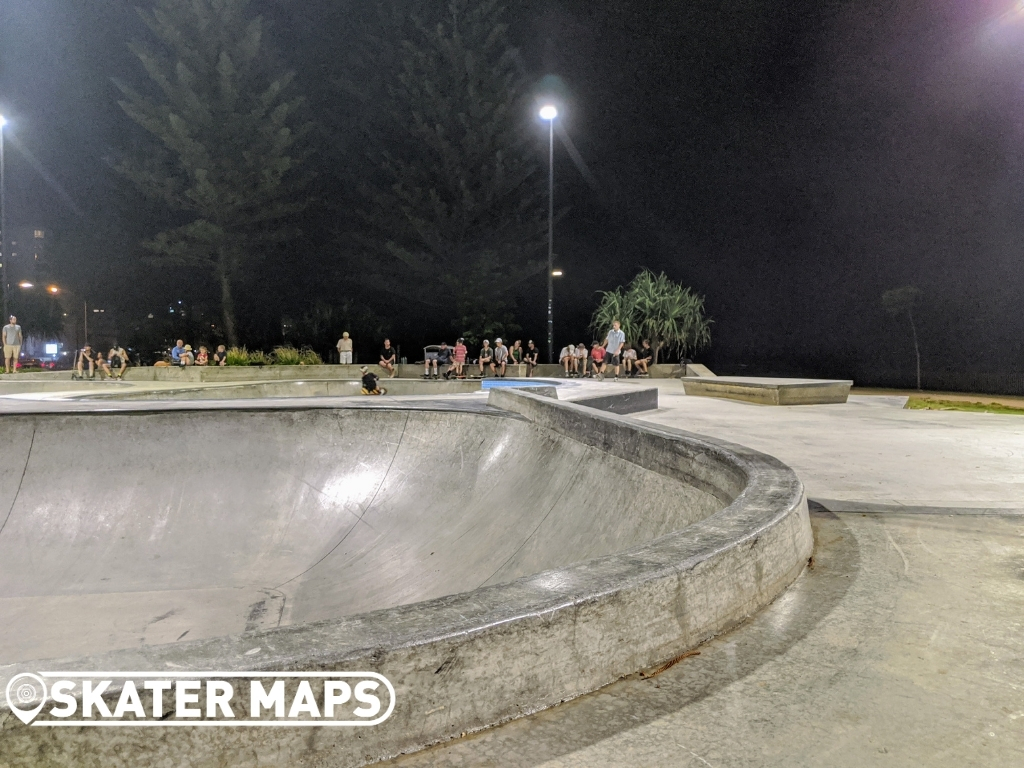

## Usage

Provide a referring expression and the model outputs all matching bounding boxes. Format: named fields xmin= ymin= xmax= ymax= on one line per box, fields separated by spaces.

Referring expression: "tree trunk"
xmin=218 ymin=260 xmax=238 ymax=348
xmin=909 ymin=310 xmax=921 ymax=390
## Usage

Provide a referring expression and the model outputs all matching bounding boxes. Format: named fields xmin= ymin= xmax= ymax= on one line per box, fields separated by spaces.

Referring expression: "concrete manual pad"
xmin=681 ymin=375 xmax=853 ymax=405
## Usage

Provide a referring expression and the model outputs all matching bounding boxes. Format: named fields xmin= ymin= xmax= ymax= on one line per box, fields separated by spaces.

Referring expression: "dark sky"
xmin=1 ymin=0 xmax=1024 ymax=378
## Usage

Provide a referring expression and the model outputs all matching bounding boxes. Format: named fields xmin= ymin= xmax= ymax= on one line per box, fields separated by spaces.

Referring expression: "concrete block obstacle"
xmin=681 ymin=376 xmax=853 ymax=405
xmin=0 ymin=389 xmax=810 ymax=767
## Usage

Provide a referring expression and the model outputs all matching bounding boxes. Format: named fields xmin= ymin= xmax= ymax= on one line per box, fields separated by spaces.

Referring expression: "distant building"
xmin=7 ymin=227 xmax=47 ymax=285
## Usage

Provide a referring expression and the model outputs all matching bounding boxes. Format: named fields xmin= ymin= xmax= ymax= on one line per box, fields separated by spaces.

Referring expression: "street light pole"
xmin=1 ymin=115 xmax=8 ymax=320
xmin=540 ymin=105 xmax=557 ymax=364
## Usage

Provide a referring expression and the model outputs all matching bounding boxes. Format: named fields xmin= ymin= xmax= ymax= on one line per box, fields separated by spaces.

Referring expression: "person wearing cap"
xmin=179 ymin=344 xmax=195 ymax=366
xmin=477 ymin=339 xmax=493 ymax=377
xmin=559 ymin=342 xmax=575 ymax=377
xmin=425 ymin=340 xmax=452 ymax=379
xmin=574 ymin=342 xmax=589 ymax=377
xmin=360 ymin=365 xmax=384 ymax=395
xmin=3 ymin=315 xmax=23 ymax=374
xmin=336 ymin=332 xmax=353 ymax=365
xmin=491 ymin=338 xmax=508 ymax=377
xmin=524 ymin=340 xmax=539 ymax=377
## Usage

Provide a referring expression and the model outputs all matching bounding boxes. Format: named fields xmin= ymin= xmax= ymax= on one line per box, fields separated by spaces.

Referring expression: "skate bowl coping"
xmin=0 ymin=389 xmax=811 ymax=767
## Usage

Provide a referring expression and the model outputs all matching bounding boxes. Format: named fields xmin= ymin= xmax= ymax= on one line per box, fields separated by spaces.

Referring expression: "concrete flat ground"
xmin=386 ymin=380 xmax=1024 ymax=767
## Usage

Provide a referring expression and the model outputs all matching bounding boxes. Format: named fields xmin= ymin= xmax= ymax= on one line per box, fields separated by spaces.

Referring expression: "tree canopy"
xmin=591 ymin=270 xmax=711 ymax=364
xmin=115 ymin=0 xmax=312 ymax=345
xmin=345 ymin=0 xmax=548 ymax=342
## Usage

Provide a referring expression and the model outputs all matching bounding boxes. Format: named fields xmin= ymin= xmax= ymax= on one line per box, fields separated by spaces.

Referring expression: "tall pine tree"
xmin=115 ymin=0 xmax=311 ymax=345
xmin=348 ymin=0 xmax=548 ymax=342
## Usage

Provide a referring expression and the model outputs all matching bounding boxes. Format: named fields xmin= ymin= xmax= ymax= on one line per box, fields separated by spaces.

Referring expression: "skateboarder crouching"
xmin=360 ymin=366 xmax=386 ymax=395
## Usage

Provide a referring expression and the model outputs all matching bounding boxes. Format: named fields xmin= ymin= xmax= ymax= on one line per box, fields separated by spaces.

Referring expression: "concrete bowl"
xmin=0 ymin=389 xmax=811 ymax=767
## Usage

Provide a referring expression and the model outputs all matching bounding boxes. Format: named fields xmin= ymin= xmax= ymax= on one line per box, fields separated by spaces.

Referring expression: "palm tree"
xmin=882 ymin=285 xmax=923 ymax=390
xmin=591 ymin=271 xmax=711 ymax=365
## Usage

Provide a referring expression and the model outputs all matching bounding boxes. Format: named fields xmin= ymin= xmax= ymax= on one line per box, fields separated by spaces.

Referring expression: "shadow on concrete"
xmin=385 ymin=508 xmax=859 ymax=767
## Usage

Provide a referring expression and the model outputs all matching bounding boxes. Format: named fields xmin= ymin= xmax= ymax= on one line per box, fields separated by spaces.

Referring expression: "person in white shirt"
xmin=336 ymin=332 xmax=353 ymax=365
xmin=559 ymin=344 xmax=575 ymax=376
xmin=574 ymin=343 xmax=588 ymax=378
xmin=603 ymin=319 xmax=627 ymax=380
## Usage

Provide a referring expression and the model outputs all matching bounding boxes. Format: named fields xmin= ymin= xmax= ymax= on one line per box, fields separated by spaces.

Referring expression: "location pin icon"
xmin=5 ymin=673 xmax=48 ymax=725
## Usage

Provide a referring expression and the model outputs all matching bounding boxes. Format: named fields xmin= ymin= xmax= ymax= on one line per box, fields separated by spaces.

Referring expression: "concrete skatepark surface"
xmin=0 ymin=386 xmax=811 ymax=767
xmin=1 ymin=375 xmax=1020 ymax=767
xmin=0 ymin=402 xmax=716 ymax=665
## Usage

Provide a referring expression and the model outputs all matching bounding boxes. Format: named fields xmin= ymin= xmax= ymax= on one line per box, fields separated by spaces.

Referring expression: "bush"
xmin=225 ymin=346 xmax=252 ymax=366
xmin=272 ymin=345 xmax=302 ymax=365
xmin=247 ymin=350 xmax=271 ymax=366
xmin=298 ymin=347 xmax=323 ymax=365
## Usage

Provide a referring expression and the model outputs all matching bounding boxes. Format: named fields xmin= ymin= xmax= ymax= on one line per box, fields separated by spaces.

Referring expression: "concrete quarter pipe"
xmin=0 ymin=389 xmax=811 ymax=767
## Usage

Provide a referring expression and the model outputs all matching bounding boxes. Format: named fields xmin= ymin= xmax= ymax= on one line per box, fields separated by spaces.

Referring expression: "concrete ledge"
xmin=0 ymin=390 xmax=810 ymax=767
xmin=572 ymin=387 xmax=659 ymax=414
xmin=682 ymin=376 xmax=853 ymax=405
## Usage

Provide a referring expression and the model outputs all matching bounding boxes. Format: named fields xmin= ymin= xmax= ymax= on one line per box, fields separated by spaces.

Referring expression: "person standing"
xmin=451 ymin=337 xmax=468 ymax=378
xmin=337 ymin=332 xmax=353 ymax=365
xmin=3 ymin=315 xmax=23 ymax=373
xmin=379 ymin=339 xmax=397 ymax=378
xmin=603 ymin=319 xmax=627 ymax=380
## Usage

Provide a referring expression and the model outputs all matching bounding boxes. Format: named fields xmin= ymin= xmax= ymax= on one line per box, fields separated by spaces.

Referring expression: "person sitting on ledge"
xmin=635 ymin=339 xmax=653 ymax=377
xmin=425 ymin=341 xmax=452 ymax=379
xmin=195 ymin=346 xmax=209 ymax=366
xmin=523 ymin=340 xmax=539 ymax=376
xmin=170 ymin=339 xmax=184 ymax=364
xmin=379 ymin=339 xmax=397 ymax=378
xmin=478 ymin=339 xmax=493 ymax=377
xmin=213 ymin=344 xmax=228 ymax=366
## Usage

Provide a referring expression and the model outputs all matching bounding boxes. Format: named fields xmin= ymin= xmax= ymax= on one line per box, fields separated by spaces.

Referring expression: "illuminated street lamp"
xmin=540 ymin=104 xmax=558 ymax=363
xmin=18 ymin=281 xmax=33 ymax=289
xmin=0 ymin=115 xmax=7 ymax=319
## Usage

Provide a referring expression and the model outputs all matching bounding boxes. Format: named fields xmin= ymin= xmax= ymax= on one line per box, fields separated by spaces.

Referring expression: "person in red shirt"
xmin=590 ymin=342 xmax=607 ymax=379
xmin=449 ymin=337 xmax=468 ymax=379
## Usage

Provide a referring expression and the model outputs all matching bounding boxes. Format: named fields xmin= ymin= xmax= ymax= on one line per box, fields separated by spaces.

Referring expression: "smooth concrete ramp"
xmin=0 ymin=392 xmax=810 ymax=767
xmin=0 ymin=404 xmax=715 ymax=667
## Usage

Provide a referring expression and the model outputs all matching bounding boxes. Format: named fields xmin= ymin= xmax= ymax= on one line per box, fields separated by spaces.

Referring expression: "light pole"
xmin=540 ymin=104 xmax=557 ymax=363
xmin=0 ymin=115 xmax=8 ymax=320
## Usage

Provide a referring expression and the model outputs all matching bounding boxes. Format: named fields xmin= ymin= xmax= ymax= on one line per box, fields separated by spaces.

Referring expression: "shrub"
xmin=298 ymin=347 xmax=323 ymax=365
xmin=272 ymin=345 xmax=302 ymax=365
xmin=247 ymin=349 xmax=271 ymax=366
xmin=225 ymin=346 xmax=252 ymax=366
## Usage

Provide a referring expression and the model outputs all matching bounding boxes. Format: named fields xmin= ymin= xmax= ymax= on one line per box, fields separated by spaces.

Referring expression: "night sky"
xmin=1 ymin=0 xmax=1023 ymax=382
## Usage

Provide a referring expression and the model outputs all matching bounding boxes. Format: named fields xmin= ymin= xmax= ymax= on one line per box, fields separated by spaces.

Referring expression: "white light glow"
xmin=539 ymin=105 xmax=558 ymax=121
